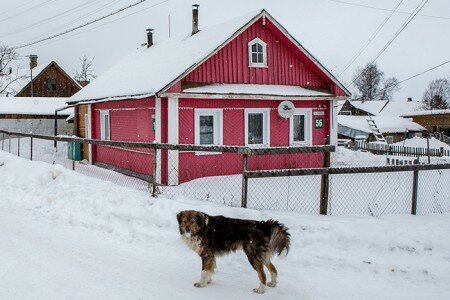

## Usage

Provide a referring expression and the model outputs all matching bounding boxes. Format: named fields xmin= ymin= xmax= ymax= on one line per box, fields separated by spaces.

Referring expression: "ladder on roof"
xmin=366 ymin=116 xmax=386 ymax=143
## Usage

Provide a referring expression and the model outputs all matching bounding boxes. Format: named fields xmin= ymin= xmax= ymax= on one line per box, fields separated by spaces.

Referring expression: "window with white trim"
xmin=100 ymin=110 xmax=110 ymax=140
xmin=290 ymin=109 xmax=312 ymax=146
xmin=245 ymin=109 xmax=270 ymax=147
xmin=248 ymin=38 xmax=267 ymax=67
xmin=194 ymin=109 xmax=223 ymax=145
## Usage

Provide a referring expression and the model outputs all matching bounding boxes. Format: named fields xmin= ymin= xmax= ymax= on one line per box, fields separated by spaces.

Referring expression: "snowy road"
xmin=1 ymin=150 xmax=450 ymax=300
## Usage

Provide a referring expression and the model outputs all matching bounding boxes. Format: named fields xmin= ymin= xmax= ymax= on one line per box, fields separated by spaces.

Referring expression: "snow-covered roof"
xmin=348 ymin=100 xmax=424 ymax=117
xmin=0 ymin=97 xmax=72 ymax=115
xmin=378 ymin=100 xmax=422 ymax=117
xmin=393 ymin=136 xmax=450 ymax=150
xmin=338 ymin=115 xmax=425 ymax=134
xmin=348 ymin=100 xmax=389 ymax=115
xmin=68 ymin=10 xmax=349 ymax=104
xmin=182 ymin=84 xmax=333 ymax=97
xmin=401 ymin=109 xmax=450 ymax=117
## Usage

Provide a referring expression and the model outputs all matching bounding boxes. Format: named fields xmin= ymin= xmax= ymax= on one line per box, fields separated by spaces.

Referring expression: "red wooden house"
xmin=68 ymin=7 xmax=350 ymax=185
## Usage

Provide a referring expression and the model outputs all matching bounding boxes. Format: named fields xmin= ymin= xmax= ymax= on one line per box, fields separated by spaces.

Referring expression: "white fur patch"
xmin=279 ymin=247 xmax=288 ymax=259
xmin=181 ymin=233 xmax=202 ymax=254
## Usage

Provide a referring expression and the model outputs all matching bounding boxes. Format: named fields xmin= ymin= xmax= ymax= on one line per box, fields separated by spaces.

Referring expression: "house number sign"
xmin=315 ymin=117 xmax=324 ymax=129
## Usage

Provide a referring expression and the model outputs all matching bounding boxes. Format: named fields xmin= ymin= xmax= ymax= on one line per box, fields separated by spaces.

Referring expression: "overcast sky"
xmin=1 ymin=0 xmax=449 ymax=101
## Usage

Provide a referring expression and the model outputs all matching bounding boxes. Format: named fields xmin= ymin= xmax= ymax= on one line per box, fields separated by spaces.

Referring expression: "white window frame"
xmin=289 ymin=108 xmax=312 ymax=146
xmin=244 ymin=108 xmax=270 ymax=147
xmin=100 ymin=110 xmax=110 ymax=140
xmin=194 ymin=108 xmax=223 ymax=155
xmin=248 ymin=38 xmax=268 ymax=68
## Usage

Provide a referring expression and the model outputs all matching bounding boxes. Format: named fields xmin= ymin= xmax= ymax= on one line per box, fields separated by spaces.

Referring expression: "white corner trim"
xmin=87 ymin=104 xmax=92 ymax=163
xmin=330 ymin=99 xmax=337 ymax=145
xmin=155 ymin=98 xmax=162 ymax=183
xmin=167 ymin=97 xmax=179 ymax=185
xmin=289 ymin=108 xmax=312 ymax=146
xmin=244 ymin=108 xmax=270 ymax=147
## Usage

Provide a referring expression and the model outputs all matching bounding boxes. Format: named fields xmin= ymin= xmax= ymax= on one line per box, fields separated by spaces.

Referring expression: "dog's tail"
xmin=267 ymin=220 xmax=290 ymax=258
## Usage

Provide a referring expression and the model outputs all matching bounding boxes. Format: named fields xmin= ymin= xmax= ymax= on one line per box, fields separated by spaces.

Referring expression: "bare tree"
xmin=0 ymin=44 xmax=26 ymax=96
xmin=421 ymin=78 xmax=449 ymax=110
xmin=74 ymin=55 xmax=96 ymax=85
xmin=352 ymin=62 xmax=400 ymax=101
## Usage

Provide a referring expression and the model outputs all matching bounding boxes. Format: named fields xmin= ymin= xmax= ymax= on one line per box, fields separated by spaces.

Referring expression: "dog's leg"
xmin=252 ymin=261 xmax=267 ymax=294
xmin=194 ymin=254 xmax=215 ymax=288
xmin=206 ymin=257 xmax=216 ymax=284
xmin=265 ymin=261 xmax=278 ymax=287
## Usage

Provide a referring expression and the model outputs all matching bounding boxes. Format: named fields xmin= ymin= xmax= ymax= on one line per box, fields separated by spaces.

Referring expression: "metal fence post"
xmin=1 ymin=133 xmax=4 ymax=150
xmin=8 ymin=134 xmax=11 ymax=153
xmin=30 ymin=137 xmax=33 ymax=160
xmin=152 ymin=146 xmax=158 ymax=197
xmin=320 ymin=136 xmax=331 ymax=215
xmin=411 ymin=168 xmax=419 ymax=215
xmin=72 ymin=141 xmax=75 ymax=171
xmin=241 ymin=153 xmax=249 ymax=208
xmin=17 ymin=135 xmax=20 ymax=156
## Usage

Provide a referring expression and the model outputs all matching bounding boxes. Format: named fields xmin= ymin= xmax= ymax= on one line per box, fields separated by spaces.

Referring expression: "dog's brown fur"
xmin=176 ymin=210 xmax=290 ymax=294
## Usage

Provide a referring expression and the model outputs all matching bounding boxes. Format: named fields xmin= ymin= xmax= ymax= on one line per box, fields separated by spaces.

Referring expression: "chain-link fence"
xmin=1 ymin=129 xmax=449 ymax=217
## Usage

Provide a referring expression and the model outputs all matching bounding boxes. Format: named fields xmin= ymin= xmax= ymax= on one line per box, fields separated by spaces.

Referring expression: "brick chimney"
xmin=29 ymin=54 xmax=38 ymax=69
xmin=146 ymin=28 xmax=154 ymax=47
xmin=192 ymin=4 xmax=199 ymax=35
xmin=407 ymin=97 xmax=412 ymax=102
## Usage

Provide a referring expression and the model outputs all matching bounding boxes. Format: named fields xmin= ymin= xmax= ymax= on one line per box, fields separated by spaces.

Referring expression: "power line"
xmin=348 ymin=0 xmax=428 ymax=88
xmin=32 ymin=0 xmax=122 ymax=41
xmin=327 ymin=0 xmax=450 ymax=20
xmin=14 ymin=0 xmax=170 ymax=50
xmin=21 ymin=0 xmax=172 ymax=50
xmin=338 ymin=0 xmax=404 ymax=76
xmin=0 ymin=0 xmax=39 ymax=17
xmin=354 ymin=60 xmax=450 ymax=100
xmin=0 ymin=0 xmax=58 ymax=24
xmin=0 ymin=0 xmax=106 ymax=38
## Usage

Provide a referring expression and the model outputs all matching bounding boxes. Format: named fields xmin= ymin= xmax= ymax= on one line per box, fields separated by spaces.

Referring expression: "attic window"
xmin=47 ymin=78 xmax=57 ymax=91
xmin=248 ymin=38 xmax=267 ymax=67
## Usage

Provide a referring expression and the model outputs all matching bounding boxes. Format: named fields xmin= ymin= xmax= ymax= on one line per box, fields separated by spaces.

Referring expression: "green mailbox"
xmin=67 ymin=142 xmax=82 ymax=161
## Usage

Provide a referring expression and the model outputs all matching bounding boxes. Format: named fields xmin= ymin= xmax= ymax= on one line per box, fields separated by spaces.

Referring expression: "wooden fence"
xmin=354 ymin=141 xmax=450 ymax=157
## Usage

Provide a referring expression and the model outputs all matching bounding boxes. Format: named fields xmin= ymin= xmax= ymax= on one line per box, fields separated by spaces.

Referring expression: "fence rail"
xmin=1 ymin=129 xmax=449 ymax=217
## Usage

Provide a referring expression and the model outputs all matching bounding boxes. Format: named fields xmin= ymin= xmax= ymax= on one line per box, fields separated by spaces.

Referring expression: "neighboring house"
xmin=402 ymin=109 xmax=450 ymax=137
xmin=338 ymin=99 xmax=424 ymax=143
xmin=67 ymin=7 xmax=350 ymax=185
xmin=13 ymin=59 xmax=82 ymax=98
xmin=0 ymin=97 xmax=73 ymax=136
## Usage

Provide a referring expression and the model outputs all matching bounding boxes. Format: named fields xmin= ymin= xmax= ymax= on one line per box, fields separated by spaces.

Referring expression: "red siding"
xmin=92 ymin=98 xmax=156 ymax=176
xmin=182 ymin=17 xmax=337 ymax=93
xmin=177 ymin=98 xmax=330 ymax=183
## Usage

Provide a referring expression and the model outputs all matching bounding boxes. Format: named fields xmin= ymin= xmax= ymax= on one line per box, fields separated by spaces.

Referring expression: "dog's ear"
xmin=176 ymin=211 xmax=183 ymax=224
xmin=196 ymin=212 xmax=209 ymax=228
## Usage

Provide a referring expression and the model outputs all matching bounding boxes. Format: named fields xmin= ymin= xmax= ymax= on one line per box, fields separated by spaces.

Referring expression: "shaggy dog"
xmin=176 ymin=210 xmax=290 ymax=294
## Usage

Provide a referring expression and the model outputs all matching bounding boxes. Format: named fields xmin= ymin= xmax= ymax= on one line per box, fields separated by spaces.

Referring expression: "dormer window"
xmin=248 ymin=38 xmax=267 ymax=67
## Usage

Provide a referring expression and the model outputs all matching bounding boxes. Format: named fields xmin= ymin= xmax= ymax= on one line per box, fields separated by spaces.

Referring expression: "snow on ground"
xmin=393 ymin=137 xmax=450 ymax=151
xmin=1 ymin=150 xmax=450 ymax=299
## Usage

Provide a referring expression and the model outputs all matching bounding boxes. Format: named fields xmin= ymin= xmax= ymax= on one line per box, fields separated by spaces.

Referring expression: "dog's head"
xmin=176 ymin=210 xmax=209 ymax=236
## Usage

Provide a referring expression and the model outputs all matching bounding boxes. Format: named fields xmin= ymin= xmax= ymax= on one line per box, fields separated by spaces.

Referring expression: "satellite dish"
xmin=277 ymin=101 xmax=295 ymax=118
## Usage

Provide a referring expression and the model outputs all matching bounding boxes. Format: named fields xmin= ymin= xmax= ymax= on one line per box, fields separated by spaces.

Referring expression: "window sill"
xmin=248 ymin=64 xmax=268 ymax=68
xmin=195 ymin=151 xmax=222 ymax=156
xmin=290 ymin=142 xmax=311 ymax=147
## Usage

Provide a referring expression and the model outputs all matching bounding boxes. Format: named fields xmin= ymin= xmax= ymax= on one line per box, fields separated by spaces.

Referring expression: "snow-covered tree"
xmin=421 ymin=78 xmax=449 ymax=110
xmin=74 ymin=55 xmax=96 ymax=85
xmin=352 ymin=63 xmax=400 ymax=101
xmin=0 ymin=44 xmax=25 ymax=96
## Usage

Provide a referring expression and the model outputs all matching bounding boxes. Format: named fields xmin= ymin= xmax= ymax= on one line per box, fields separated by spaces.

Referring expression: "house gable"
xmin=16 ymin=62 xmax=81 ymax=98
xmin=171 ymin=13 xmax=349 ymax=97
